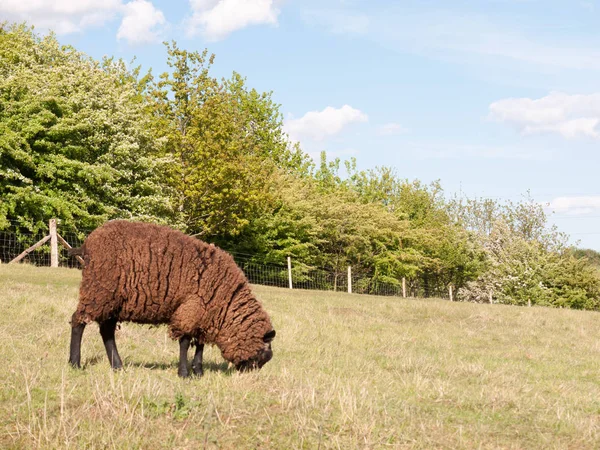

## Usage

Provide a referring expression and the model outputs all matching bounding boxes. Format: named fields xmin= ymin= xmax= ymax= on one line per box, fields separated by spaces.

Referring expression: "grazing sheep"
xmin=68 ymin=220 xmax=276 ymax=377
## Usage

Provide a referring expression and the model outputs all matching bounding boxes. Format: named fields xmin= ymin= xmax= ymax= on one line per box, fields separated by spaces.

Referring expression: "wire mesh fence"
xmin=0 ymin=230 xmax=85 ymax=268
xmin=1 ymin=225 xmax=451 ymax=299
xmin=229 ymin=251 xmax=413 ymax=297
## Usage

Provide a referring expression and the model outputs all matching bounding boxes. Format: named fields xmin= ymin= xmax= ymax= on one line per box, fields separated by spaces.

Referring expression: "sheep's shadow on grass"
xmin=82 ymin=354 xmax=104 ymax=369
xmin=128 ymin=360 xmax=234 ymax=375
xmin=80 ymin=355 xmax=233 ymax=375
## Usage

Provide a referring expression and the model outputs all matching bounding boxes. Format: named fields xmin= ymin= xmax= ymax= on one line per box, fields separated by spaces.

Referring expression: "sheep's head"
xmin=235 ymin=329 xmax=276 ymax=372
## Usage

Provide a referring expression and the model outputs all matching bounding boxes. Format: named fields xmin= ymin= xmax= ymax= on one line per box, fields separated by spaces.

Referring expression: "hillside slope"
xmin=1 ymin=264 xmax=599 ymax=448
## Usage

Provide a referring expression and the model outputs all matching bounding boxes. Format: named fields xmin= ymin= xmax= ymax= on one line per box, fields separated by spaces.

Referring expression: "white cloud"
xmin=377 ymin=123 xmax=407 ymax=136
xmin=284 ymin=105 xmax=368 ymax=142
xmin=186 ymin=0 xmax=280 ymax=41
xmin=0 ymin=0 xmax=122 ymax=34
xmin=548 ymin=196 xmax=600 ymax=215
xmin=489 ymin=92 xmax=600 ymax=139
xmin=0 ymin=0 xmax=166 ymax=44
xmin=117 ymin=0 xmax=166 ymax=45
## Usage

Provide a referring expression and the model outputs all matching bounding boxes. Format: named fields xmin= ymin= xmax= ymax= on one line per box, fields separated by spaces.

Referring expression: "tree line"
xmin=1 ymin=23 xmax=599 ymax=309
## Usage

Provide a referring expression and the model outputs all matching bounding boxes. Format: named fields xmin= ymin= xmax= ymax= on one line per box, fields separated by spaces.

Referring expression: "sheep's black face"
xmin=236 ymin=330 xmax=276 ymax=372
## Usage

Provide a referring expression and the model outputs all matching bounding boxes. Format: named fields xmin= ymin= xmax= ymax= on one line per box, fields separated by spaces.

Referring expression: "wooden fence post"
xmin=49 ymin=219 xmax=58 ymax=268
xmin=287 ymin=256 xmax=293 ymax=289
xmin=402 ymin=277 xmax=406 ymax=298
xmin=348 ymin=266 xmax=352 ymax=294
xmin=449 ymin=284 xmax=453 ymax=302
xmin=489 ymin=291 xmax=493 ymax=304
xmin=9 ymin=220 xmax=83 ymax=266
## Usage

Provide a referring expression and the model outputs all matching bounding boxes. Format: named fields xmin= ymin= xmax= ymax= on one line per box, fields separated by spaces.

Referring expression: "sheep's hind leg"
xmin=99 ymin=318 xmax=123 ymax=370
xmin=69 ymin=313 xmax=86 ymax=368
xmin=178 ymin=336 xmax=191 ymax=378
xmin=192 ymin=343 xmax=204 ymax=377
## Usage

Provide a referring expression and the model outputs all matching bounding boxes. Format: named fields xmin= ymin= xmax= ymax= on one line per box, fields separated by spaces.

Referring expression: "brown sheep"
xmin=68 ymin=220 xmax=276 ymax=377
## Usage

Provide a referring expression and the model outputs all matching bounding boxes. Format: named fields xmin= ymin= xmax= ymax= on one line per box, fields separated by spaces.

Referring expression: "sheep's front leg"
xmin=178 ymin=336 xmax=191 ymax=378
xmin=192 ymin=343 xmax=204 ymax=377
xmin=99 ymin=318 xmax=123 ymax=370
xmin=69 ymin=313 xmax=86 ymax=368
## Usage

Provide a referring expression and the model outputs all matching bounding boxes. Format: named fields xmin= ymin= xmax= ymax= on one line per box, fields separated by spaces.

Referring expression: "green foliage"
xmin=449 ymin=194 xmax=569 ymax=250
xmin=457 ymin=200 xmax=600 ymax=310
xmin=0 ymin=24 xmax=175 ymax=234
xmin=345 ymin=162 xmax=486 ymax=290
xmin=290 ymin=175 xmax=407 ymax=276
xmin=236 ymin=156 xmax=486 ymax=294
xmin=543 ymin=253 xmax=600 ymax=309
xmin=1 ymin=22 xmax=597 ymax=311
xmin=148 ymin=42 xmax=309 ymax=238
xmin=570 ymin=247 xmax=600 ymax=269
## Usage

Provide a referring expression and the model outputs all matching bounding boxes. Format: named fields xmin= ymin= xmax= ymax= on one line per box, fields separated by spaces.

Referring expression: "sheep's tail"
xmin=68 ymin=244 xmax=85 ymax=257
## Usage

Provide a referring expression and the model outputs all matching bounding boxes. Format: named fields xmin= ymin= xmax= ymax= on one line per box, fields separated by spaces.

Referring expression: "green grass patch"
xmin=1 ymin=264 xmax=599 ymax=448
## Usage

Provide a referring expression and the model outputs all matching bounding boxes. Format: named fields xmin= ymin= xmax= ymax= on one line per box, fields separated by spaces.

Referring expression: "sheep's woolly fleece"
xmin=72 ymin=220 xmax=274 ymax=365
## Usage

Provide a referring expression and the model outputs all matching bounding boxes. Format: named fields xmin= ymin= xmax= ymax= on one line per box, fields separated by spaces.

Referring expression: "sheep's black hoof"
xmin=68 ymin=359 xmax=81 ymax=369
xmin=192 ymin=364 xmax=203 ymax=377
xmin=109 ymin=358 xmax=123 ymax=371
xmin=178 ymin=368 xmax=190 ymax=378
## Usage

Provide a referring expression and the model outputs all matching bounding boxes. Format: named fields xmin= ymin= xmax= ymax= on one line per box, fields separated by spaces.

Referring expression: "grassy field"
xmin=1 ymin=264 xmax=599 ymax=449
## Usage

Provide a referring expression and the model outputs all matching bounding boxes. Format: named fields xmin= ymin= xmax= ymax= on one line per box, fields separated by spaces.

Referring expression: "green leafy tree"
xmin=251 ymin=172 xmax=410 ymax=290
xmin=570 ymin=248 xmax=600 ymax=270
xmin=345 ymin=163 xmax=486 ymax=294
xmin=457 ymin=200 xmax=600 ymax=309
xmin=148 ymin=42 xmax=308 ymax=239
xmin=0 ymin=24 xmax=174 ymax=234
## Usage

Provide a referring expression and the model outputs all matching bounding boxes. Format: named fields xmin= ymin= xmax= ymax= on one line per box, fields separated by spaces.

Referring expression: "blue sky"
xmin=2 ymin=0 xmax=599 ymax=249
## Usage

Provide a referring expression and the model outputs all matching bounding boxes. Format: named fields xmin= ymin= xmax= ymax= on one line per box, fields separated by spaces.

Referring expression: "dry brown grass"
xmin=1 ymin=264 xmax=599 ymax=449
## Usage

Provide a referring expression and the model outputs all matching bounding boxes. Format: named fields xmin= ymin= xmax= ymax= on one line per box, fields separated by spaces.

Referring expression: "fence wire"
xmin=0 ymin=231 xmax=84 ymax=268
xmin=229 ymin=251 xmax=411 ymax=297
xmin=1 ymin=229 xmax=449 ymax=299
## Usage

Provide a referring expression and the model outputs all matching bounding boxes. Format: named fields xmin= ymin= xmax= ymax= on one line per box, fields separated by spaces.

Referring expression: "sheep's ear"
xmin=263 ymin=330 xmax=276 ymax=342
